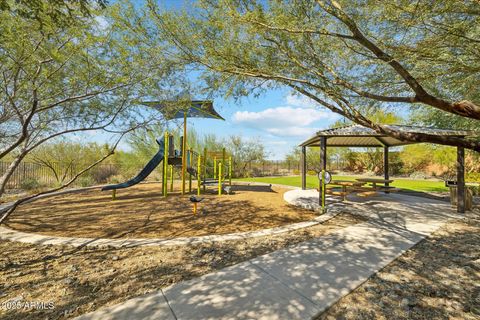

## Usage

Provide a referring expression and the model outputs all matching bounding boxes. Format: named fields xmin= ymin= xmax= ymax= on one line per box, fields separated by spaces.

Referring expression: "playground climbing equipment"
xmin=199 ymin=148 xmax=233 ymax=196
xmin=101 ymin=99 xmax=227 ymax=199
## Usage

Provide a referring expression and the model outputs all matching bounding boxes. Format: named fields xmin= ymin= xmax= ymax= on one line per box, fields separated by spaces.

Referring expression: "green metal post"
xmin=218 ymin=161 xmax=222 ymax=195
xmin=213 ymin=157 xmax=217 ymax=180
xmin=163 ymin=131 xmax=169 ymax=197
xmin=189 ymin=159 xmax=192 ymax=193
xmin=222 ymin=148 xmax=226 ymax=182
xmin=203 ymin=147 xmax=207 ymax=192
xmin=182 ymin=112 xmax=187 ymax=195
xmin=321 ymin=169 xmax=326 ymax=214
xmin=197 ymin=155 xmax=201 ymax=195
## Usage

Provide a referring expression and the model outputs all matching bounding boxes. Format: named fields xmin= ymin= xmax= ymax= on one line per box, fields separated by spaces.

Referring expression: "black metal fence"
xmin=0 ymin=161 xmax=118 ymax=190
xmin=243 ymin=160 xmax=300 ymax=177
xmin=0 ymin=159 xmax=300 ymax=190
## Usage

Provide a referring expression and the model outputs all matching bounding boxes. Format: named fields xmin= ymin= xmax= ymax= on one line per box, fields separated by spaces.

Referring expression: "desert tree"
xmin=227 ymin=135 xmax=267 ymax=177
xmin=0 ymin=0 xmax=109 ymax=27
xmin=147 ymin=0 xmax=480 ymax=151
xmin=0 ymin=0 xmax=185 ymax=202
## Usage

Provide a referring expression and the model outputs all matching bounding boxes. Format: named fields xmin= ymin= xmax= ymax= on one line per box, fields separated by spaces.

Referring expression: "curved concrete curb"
xmin=0 ymin=182 xmax=341 ymax=248
xmin=283 ymin=189 xmax=344 ymax=211
xmin=0 ymin=210 xmax=339 ymax=248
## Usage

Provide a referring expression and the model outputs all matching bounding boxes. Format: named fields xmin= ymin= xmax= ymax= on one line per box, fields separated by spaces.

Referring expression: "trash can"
xmin=448 ymin=185 xmax=473 ymax=211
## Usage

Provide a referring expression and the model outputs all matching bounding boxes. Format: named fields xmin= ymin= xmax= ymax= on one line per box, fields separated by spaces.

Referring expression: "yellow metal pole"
xmin=112 ymin=189 xmax=116 ymax=200
xmin=218 ymin=161 xmax=222 ymax=195
xmin=203 ymin=147 xmax=207 ymax=192
xmin=228 ymin=156 xmax=232 ymax=186
xmin=170 ymin=165 xmax=173 ymax=192
xmin=222 ymin=148 xmax=226 ymax=181
xmin=197 ymin=155 xmax=201 ymax=195
xmin=193 ymin=202 xmax=197 ymax=215
xmin=182 ymin=112 xmax=187 ymax=195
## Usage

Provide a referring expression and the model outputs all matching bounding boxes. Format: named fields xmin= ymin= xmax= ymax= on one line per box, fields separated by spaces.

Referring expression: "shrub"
xmin=466 ymin=173 xmax=480 ymax=196
xmin=90 ymin=165 xmax=118 ymax=184
xmin=466 ymin=172 xmax=480 ymax=183
xmin=77 ymin=176 xmax=95 ymax=187
xmin=409 ymin=171 xmax=428 ymax=180
xmin=252 ymin=167 xmax=263 ymax=177
xmin=20 ymin=178 xmax=41 ymax=190
xmin=108 ymin=174 xmax=125 ymax=184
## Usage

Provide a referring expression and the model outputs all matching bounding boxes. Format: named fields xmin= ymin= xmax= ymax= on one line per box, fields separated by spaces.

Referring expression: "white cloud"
xmin=232 ymin=106 xmax=337 ymax=138
xmin=265 ymin=126 xmax=318 ymax=137
xmin=231 ymin=89 xmax=341 ymax=139
xmin=233 ymin=107 xmax=331 ymax=128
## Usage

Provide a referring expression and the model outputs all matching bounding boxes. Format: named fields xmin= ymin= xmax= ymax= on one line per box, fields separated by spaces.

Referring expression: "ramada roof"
xmin=299 ymin=124 xmax=473 ymax=147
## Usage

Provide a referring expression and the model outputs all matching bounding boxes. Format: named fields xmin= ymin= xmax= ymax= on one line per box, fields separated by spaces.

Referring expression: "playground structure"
xmin=160 ymin=131 xmax=233 ymax=198
xmin=101 ymin=99 xmax=233 ymax=199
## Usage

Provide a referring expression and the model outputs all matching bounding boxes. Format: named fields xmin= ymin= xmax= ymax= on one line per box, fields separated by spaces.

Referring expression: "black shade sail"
xmin=142 ymin=100 xmax=224 ymax=121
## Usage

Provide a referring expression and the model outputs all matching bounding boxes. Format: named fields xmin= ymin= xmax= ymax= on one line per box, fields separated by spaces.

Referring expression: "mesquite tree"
xmin=147 ymin=0 xmax=480 ymax=150
xmin=0 ymin=1 xmax=181 ymax=198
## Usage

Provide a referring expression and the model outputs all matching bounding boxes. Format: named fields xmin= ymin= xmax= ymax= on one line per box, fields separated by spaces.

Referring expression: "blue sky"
xmin=180 ymin=88 xmax=341 ymax=159
xmin=80 ymin=0 xmax=344 ymax=159
xmin=78 ymin=87 xmax=342 ymax=160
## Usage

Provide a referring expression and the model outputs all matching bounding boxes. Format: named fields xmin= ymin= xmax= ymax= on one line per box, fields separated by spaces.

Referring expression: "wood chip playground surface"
xmin=4 ymin=183 xmax=318 ymax=239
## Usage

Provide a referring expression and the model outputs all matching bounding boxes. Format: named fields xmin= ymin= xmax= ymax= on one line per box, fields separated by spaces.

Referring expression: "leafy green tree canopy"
xmin=147 ymin=0 xmax=480 ymax=150
xmin=0 ymin=0 xmax=108 ymax=27
xmin=0 ymin=0 xmax=184 ymax=197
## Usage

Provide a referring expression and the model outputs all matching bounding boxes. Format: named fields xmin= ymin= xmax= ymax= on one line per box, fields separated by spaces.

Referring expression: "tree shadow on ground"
xmin=3 ymin=189 xmax=475 ymax=320
xmin=316 ymin=214 xmax=480 ymax=320
xmin=5 ymin=184 xmax=313 ymax=239
xmin=230 ymin=184 xmax=275 ymax=193
xmin=0 ymin=211 xmax=365 ymax=320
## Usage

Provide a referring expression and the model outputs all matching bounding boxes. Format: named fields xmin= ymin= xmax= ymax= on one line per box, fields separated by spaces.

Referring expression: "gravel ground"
xmin=318 ymin=209 xmax=480 ymax=320
xmin=1 ymin=207 xmax=479 ymax=320
xmin=0 ymin=212 xmax=365 ymax=320
xmin=6 ymin=183 xmax=318 ymax=238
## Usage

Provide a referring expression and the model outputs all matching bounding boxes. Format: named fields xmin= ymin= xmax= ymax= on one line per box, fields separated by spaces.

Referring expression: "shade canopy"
xmin=142 ymin=100 xmax=225 ymax=121
xmin=300 ymin=124 xmax=471 ymax=148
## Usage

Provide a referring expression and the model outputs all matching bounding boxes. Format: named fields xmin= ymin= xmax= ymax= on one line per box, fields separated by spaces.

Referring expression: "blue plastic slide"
xmin=102 ymin=136 xmax=165 ymax=191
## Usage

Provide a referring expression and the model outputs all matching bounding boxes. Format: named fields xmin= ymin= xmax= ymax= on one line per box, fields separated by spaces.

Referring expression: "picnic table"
xmin=319 ymin=178 xmax=399 ymax=201
xmin=326 ymin=180 xmax=366 ymax=200
xmin=355 ymin=178 xmax=394 ymax=188
xmin=355 ymin=178 xmax=399 ymax=194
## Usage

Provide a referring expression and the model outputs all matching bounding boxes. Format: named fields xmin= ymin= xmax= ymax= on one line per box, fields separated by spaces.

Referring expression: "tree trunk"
xmin=372 ymin=124 xmax=480 ymax=152
xmin=0 ymin=153 xmax=26 ymax=198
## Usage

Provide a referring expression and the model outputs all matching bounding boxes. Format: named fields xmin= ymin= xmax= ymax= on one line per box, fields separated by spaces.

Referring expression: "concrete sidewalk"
xmin=75 ymin=194 xmax=459 ymax=320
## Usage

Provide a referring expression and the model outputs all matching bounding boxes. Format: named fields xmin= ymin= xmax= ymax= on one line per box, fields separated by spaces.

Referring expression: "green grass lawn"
xmin=238 ymin=175 xmax=448 ymax=192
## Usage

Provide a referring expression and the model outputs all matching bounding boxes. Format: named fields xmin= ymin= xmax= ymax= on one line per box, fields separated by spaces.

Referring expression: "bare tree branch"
xmin=0 ymin=124 xmax=141 ymax=225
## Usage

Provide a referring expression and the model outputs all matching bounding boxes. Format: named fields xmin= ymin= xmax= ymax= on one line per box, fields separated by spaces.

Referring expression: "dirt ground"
xmin=2 ymin=184 xmax=479 ymax=320
xmin=5 ymin=183 xmax=318 ymax=238
xmin=0 ymin=212 xmax=366 ymax=320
